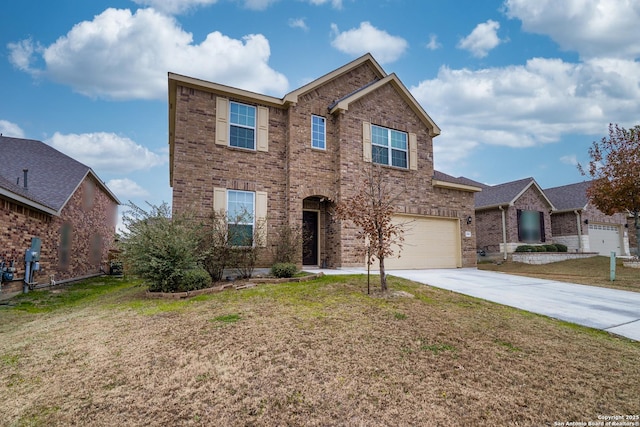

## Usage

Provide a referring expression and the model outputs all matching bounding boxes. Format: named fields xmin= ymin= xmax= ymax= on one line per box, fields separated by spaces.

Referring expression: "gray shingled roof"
xmin=544 ymin=181 xmax=591 ymax=212
xmin=475 ymin=177 xmax=555 ymax=210
xmin=433 ymin=170 xmax=487 ymax=188
xmin=0 ymin=136 xmax=119 ymax=214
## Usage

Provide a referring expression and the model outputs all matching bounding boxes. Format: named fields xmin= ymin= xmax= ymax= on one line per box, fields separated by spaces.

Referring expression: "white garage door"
xmin=588 ymin=223 xmax=621 ymax=256
xmin=378 ymin=215 xmax=461 ymax=270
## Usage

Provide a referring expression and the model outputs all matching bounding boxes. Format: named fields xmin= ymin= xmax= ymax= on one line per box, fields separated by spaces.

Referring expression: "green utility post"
xmin=610 ymin=252 xmax=616 ymax=281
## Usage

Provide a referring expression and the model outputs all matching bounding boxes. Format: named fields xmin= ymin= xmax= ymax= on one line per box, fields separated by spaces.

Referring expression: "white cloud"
xmin=330 ymin=22 xmax=408 ymax=64
xmin=457 ymin=20 xmax=504 ymax=58
xmin=425 ymin=34 xmax=441 ymax=51
xmin=9 ymin=8 xmax=288 ymax=100
xmin=47 ymin=132 xmax=167 ymax=174
xmin=308 ymin=0 xmax=343 ymax=9
xmin=0 ymin=120 xmax=25 ymax=138
xmin=411 ymin=57 xmax=640 ymax=165
xmin=132 ymin=0 xmax=219 ymax=14
xmin=289 ymin=18 xmax=309 ymax=31
xmin=107 ymin=178 xmax=150 ymax=198
xmin=504 ymin=0 xmax=640 ymax=59
xmin=560 ymin=155 xmax=578 ymax=166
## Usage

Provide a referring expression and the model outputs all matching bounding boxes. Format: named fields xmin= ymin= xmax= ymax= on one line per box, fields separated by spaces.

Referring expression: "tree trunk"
xmin=635 ymin=211 xmax=640 ymax=258
xmin=379 ymin=256 xmax=387 ymax=292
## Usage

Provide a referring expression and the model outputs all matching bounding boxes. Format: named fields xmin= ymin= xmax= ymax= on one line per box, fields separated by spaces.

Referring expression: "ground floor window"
xmin=517 ymin=209 xmax=545 ymax=242
xmin=227 ymin=190 xmax=255 ymax=246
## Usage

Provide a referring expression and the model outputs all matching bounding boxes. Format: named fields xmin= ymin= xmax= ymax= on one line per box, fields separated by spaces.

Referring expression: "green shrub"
xmin=119 ymin=202 xmax=202 ymax=293
xmin=544 ymin=244 xmax=558 ymax=252
xmin=178 ymin=268 xmax=211 ymax=292
xmin=515 ymin=245 xmax=535 ymax=252
xmin=555 ymin=243 xmax=568 ymax=252
xmin=271 ymin=263 xmax=297 ymax=278
xmin=535 ymin=245 xmax=546 ymax=252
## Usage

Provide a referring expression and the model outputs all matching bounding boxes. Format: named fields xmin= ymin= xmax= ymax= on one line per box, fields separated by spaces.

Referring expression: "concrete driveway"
xmin=389 ymin=268 xmax=640 ymax=342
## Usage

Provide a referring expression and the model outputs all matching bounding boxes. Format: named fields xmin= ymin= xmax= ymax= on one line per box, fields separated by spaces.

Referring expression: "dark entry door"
xmin=303 ymin=211 xmax=319 ymax=266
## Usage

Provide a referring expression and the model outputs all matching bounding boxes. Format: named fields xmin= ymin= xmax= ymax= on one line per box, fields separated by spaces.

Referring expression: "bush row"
xmin=515 ymin=244 xmax=568 ymax=253
xmin=118 ymin=202 xmax=302 ymax=293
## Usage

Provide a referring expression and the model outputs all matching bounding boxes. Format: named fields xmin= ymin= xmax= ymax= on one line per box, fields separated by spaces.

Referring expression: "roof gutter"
xmin=0 ymin=187 xmax=58 ymax=216
xmin=574 ymin=210 xmax=583 ymax=252
xmin=499 ymin=205 xmax=508 ymax=260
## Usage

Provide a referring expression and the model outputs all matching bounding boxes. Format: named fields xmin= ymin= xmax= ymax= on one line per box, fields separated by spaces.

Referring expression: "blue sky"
xmin=2 ymin=0 xmax=639 ymax=228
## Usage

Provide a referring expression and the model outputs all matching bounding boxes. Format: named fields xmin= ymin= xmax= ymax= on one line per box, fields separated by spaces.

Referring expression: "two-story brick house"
xmin=0 ymin=136 xmax=120 ymax=294
xmin=168 ymin=54 xmax=481 ymax=270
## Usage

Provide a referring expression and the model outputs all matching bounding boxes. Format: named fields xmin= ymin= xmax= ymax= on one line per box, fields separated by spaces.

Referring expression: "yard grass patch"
xmin=0 ymin=274 xmax=638 ymax=426
xmin=479 ymin=256 xmax=640 ymax=292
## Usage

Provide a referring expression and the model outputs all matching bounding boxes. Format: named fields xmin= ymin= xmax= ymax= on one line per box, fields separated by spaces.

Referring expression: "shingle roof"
xmin=0 ymin=136 xmax=119 ymax=214
xmin=475 ymin=177 xmax=555 ymax=210
xmin=433 ymin=170 xmax=487 ymax=188
xmin=544 ymin=181 xmax=591 ymax=212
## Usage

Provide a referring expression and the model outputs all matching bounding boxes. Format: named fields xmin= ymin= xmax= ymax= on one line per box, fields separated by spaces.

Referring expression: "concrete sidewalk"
xmin=305 ymin=267 xmax=640 ymax=341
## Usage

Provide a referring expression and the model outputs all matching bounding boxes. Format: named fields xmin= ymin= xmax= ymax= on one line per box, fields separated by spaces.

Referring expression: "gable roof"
xmin=284 ymin=53 xmax=386 ymax=104
xmin=475 ymin=177 xmax=555 ymax=210
xmin=0 ymin=136 xmax=120 ymax=215
xmin=432 ymin=170 xmax=483 ymax=192
xmin=328 ymin=73 xmax=441 ymax=137
xmin=544 ymin=181 xmax=591 ymax=212
xmin=168 ymin=53 xmax=442 ymax=182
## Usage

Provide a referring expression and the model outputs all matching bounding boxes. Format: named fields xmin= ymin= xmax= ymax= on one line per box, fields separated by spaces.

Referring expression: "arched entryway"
xmin=302 ymin=196 xmax=336 ymax=268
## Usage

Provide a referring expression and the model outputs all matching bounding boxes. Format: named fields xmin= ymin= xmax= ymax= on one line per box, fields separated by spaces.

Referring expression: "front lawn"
xmin=1 ymin=275 xmax=638 ymax=426
xmin=479 ymin=256 xmax=640 ymax=292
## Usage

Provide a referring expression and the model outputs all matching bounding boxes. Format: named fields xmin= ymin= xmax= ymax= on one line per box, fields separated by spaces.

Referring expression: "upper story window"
xmin=371 ymin=125 xmax=408 ymax=168
xmin=311 ymin=115 xmax=326 ymax=150
xmin=229 ymin=101 xmax=256 ymax=150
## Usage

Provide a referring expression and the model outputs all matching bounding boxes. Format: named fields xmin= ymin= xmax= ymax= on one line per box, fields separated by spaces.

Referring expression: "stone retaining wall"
xmin=511 ymin=252 xmax=599 ymax=265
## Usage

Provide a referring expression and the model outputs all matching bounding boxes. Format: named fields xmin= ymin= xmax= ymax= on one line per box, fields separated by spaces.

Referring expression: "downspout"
xmin=574 ymin=210 xmax=582 ymax=252
xmin=499 ymin=205 xmax=508 ymax=260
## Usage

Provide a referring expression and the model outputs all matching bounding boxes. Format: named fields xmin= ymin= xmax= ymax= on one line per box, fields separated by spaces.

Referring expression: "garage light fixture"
xmin=466 ymin=216 xmax=473 ymax=225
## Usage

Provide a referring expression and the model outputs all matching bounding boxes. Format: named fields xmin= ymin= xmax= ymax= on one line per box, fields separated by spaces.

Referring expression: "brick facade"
xmin=170 ymin=55 xmax=478 ymax=269
xmin=476 ymin=185 xmax=553 ymax=255
xmin=1 ymin=175 xmax=118 ymax=293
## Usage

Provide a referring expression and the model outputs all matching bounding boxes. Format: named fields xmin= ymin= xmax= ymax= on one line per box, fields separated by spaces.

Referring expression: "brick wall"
xmin=476 ymin=209 xmax=504 ymax=253
xmin=1 ymin=175 xmax=118 ymax=293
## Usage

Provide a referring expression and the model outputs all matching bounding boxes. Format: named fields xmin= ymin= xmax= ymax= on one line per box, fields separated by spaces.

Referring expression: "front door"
xmin=303 ymin=210 xmax=319 ymax=266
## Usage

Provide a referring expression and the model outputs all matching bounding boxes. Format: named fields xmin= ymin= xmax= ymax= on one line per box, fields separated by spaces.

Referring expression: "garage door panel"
xmin=588 ymin=224 xmax=621 ymax=256
xmin=377 ymin=215 xmax=460 ymax=269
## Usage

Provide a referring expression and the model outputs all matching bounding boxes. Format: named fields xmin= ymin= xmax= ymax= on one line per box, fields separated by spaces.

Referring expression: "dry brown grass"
xmin=479 ymin=256 xmax=640 ymax=292
xmin=1 ymin=275 xmax=639 ymax=426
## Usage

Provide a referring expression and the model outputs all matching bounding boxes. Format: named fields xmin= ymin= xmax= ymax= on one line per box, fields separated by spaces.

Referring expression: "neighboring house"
xmin=0 ymin=136 xmax=120 ymax=294
xmin=475 ymin=177 xmax=555 ymax=259
xmin=168 ymin=54 xmax=481 ymax=270
xmin=544 ymin=181 xmax=630 ymax=256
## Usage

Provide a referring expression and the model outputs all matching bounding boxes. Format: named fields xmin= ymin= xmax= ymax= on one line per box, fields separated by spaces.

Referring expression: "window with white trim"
xmin=227 ymin=190 xmax=255 ymax=246
xmin=229 ymin=101 xmax=256 ymax=150
xmin=311 ymin=115 xmax=326 ymax=149
xmin=371 ymin=124 xmax=408 ymax=168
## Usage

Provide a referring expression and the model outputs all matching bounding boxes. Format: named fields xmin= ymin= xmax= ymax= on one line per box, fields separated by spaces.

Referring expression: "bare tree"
xmin=579 ymin=123 xmax=640 ymax=257
xmin=335 ymin=165 xmax=405 ymax=292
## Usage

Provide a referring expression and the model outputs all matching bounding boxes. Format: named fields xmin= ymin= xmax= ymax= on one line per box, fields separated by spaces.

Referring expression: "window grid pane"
xmin=312 ymin=115 xmax=326 ymax=149
xmin=371 ymin=125 xmax=408 ymax=168
xmin=391 ymin=149 xmax=407 ymax=168
xmin=230 ymin=101 xmax=256 ymax=149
